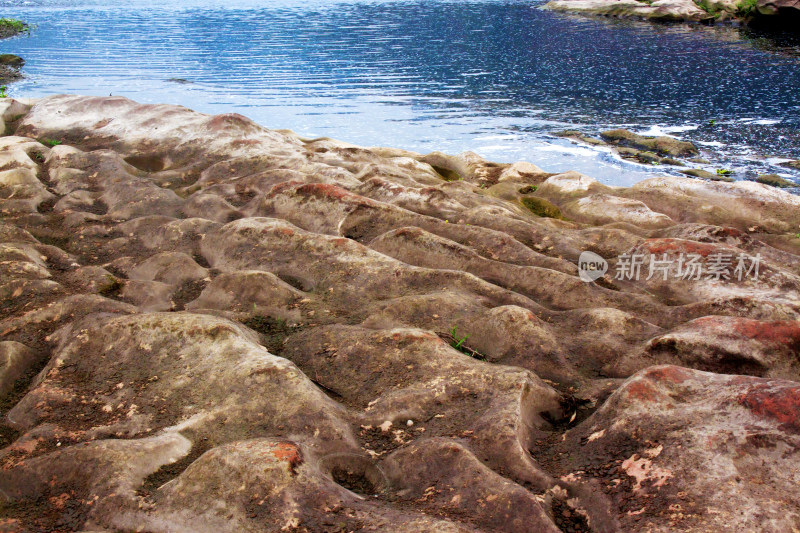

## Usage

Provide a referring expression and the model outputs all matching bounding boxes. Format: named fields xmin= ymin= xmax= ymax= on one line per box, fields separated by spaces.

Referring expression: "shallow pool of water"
xmin=2 ymin=0 xmax=800 ymax=186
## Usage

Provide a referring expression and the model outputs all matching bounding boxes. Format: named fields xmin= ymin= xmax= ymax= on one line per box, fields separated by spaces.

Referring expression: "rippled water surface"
xmin=2 ymin=0 xmax=800 ymax=185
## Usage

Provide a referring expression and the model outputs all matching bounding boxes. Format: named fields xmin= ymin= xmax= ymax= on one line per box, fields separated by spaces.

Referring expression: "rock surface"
xmin=0 ymin=95 xmax=799 ymax=532
xmin=543 ymin=0 xmax=800 ymax=25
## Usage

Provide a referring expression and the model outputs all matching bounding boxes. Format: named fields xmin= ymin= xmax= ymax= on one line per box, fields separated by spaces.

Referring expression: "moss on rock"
xmin=520 ymin=196 xmax=565 ymax=219
xmin=756 ymin=174 xmax=795 ymax=188
xmin=0 ymin=18 xmax=28 ymax=39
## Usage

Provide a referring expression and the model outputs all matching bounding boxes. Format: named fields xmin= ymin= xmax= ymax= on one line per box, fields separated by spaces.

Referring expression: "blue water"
xmin=2 ymin=0 xmax=800 ymax=186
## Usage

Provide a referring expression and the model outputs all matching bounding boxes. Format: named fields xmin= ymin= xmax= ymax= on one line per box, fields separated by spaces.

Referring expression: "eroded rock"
xmin=0 ymin=95 xmax=799 ymax=532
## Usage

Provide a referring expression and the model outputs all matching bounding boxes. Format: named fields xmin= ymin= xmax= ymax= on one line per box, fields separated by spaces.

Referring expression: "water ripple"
xmin=1 ymin=0 xmax=799 ymax=185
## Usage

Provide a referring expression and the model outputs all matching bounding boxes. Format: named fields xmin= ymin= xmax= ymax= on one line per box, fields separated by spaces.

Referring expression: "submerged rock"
xmin=600 ymin=129 xmax=698 ymax=158
xmin=0 ymin=95 xmax=799 ymax=531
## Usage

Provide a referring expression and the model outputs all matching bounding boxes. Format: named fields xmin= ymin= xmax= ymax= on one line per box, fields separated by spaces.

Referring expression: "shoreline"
xmin=1 ymin=94 xmax=800 ymax=531
xmin=551 ymin=126 xmax=800 ymax=189
xmin=543 ymin=0 xmax=800 ymax=27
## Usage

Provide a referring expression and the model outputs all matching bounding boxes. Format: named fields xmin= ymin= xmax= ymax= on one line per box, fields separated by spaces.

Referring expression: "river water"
xmin=2 ymin=0 xmax=799 ymax=187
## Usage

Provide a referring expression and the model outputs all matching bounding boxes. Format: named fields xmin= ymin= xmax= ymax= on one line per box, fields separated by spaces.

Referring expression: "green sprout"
xmin=451 ymin=326 xmax=469 ymax=350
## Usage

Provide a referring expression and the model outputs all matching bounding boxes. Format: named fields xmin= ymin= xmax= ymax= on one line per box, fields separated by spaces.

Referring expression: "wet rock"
xmin=617 ymin=147 xmax=684 ymax=167
xmin=599 ymin=129 xmax=699 ymax=157
xmin=553 ymin=129 xmax=606 ymax=146
xmin=680 ymin=168 xmax=733 ymax=182
xmin=0 ymin=54 xmax=24 ymax=68
xmin=756 ymin=173 xmax=796 ymax=188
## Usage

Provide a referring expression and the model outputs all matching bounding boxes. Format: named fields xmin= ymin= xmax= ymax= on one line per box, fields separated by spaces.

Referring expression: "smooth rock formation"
xmin=0 ymin=95 xmax=799 ymax=532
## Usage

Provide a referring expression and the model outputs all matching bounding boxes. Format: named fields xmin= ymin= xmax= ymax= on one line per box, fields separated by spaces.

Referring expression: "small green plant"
xmin=446 ymin=326 xmax=487 ymax=360
xmin=708 ymin=119 xmax=716 ymax=126
xmin=716 ymin=168 xmax=733 ymax=176
xmin=0 ymin=85 xmax=6 ymax=98
xmin=736 ymin=0 xmax=758 ymax=16
xmin=450 ymin=326 xmax=469 ymax=350
xmin=40 ymin=139 xmax=62 ymax=147
xmin=693 ymin=0 xmax=724 ymax=17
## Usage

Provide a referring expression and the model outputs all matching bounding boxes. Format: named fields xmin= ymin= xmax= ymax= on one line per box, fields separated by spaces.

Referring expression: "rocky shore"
xmin=543 ymin=0 xmax=800 ymax=26
xmin=554 ymin=128 xmax=800 ymax=187
xmin=1 ymin=95 xmax=800 ymax=532
xmin=0 ymin=19 xmax=27 ymax=86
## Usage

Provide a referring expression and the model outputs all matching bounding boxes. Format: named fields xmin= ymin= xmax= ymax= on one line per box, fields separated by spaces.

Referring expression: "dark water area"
xmin=2 ymin=0 xmax=799 ymax=186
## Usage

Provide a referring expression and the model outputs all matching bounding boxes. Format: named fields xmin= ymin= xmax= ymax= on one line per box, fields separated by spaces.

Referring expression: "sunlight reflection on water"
xmin=2 ymin=0 xmax=799 ymax=185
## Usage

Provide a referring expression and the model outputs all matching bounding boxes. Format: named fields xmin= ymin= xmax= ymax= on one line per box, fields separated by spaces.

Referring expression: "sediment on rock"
xmin=1 ymin=94 xmax=799 ymax=532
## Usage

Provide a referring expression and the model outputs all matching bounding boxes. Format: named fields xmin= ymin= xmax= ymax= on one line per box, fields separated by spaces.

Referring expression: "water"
xmin=2 ymin=0 xmax=800 ymax=187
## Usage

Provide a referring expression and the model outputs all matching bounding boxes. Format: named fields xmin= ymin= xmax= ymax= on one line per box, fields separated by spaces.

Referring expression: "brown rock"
xmin=0 ymin=95 xmax=798 ymax=531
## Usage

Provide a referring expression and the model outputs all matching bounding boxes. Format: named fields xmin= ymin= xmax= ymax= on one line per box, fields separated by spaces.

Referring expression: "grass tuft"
xmin=442 ymin=326 xmax=487 ymax=360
